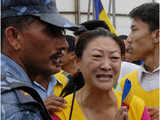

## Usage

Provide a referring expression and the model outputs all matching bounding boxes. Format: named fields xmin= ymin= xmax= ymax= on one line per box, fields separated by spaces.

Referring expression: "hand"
xmin=44 ymin=95 xmax=67 ymax=114
xmin=113 ymin=107 xmax=128 ymax=120
xmin=148 ymin=107 xmax=160 ymax=120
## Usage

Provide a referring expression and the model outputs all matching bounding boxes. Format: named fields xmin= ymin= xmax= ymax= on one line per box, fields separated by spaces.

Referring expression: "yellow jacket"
xmin=120 ymin=70 xmax=160 ymax=107
xmin=54 ymin=70 xmax=69 ymax=96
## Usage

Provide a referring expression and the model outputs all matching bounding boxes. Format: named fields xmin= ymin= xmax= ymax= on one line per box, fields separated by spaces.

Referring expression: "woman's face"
xmin=78 ymin=36 xmax=122 ymax=91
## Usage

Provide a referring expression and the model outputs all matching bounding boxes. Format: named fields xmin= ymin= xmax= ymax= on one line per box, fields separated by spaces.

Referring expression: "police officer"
xmin=1 ymin=0 xmax=79 ymax=119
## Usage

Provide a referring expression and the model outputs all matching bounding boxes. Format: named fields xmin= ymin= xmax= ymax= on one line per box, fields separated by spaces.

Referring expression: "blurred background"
xmin=56 ymin=0 xmax=159 ymax=35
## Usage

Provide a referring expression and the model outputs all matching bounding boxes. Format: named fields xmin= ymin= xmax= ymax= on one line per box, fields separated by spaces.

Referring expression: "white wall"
xmin=56 ymin=0 xmax=156 ymax=35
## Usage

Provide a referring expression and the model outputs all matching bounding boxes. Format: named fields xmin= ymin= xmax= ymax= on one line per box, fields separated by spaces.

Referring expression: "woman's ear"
xmin=5 ymin=26 xmax=22 ymax=50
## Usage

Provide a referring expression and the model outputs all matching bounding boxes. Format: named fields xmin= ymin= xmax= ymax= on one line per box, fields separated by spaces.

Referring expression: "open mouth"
xmin=96 ymin=74 xmax=113 ymax=81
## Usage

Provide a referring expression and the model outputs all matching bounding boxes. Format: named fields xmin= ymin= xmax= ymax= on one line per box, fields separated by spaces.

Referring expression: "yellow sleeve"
xmin=55 ymin=71 xmax=68 ymax=86
xmin=54 ymin=110 xmax=67 ymax=120
xmin=54 ymin=71 xmax=68 ymax=96
xmin=54 ymin=95 xmax=73 ymax=120
xmin=128 ymin=95 xmax=145 ymax=120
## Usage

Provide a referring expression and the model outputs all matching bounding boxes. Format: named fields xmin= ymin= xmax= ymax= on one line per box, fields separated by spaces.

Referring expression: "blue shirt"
xmin=33 ymin=75 xmax=58 ymax=100
xmin=1 ymin=54 xmax=57 ymax=119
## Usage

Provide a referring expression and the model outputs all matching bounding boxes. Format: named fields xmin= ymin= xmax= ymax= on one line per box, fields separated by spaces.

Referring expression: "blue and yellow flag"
xmin=94 ymin=0 xmax=118 ymax=35
xmin=121 ymin=79 xmax=131 ymax=103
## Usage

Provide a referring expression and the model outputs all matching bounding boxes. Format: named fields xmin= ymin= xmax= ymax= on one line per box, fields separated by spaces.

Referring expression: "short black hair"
xmin=129 ymin=2 xmax=159 ymax=31
xmin=66 ymin=35 xmax=76 ymax=52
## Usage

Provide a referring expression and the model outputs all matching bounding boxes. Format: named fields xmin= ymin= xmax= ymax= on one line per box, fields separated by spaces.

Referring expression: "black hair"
xmin=81 ymin=20 xmax=110 ymax=31
xmin=1 ymin=15 xmax=40 ymax=49
xmin=118 ymin=35 xmax=128 ymax=41
xmin=74 ymin=20 xmax=110 ymax=36
xmin=60 ymin=28 xmax=125 ymax=97
xmin=60 ymin=72 xmax=85 ymax=97
xmin=66 ymin=35 xmax=76 ymax=52
xmin=129 ymin=2 xmax=159 ymax=32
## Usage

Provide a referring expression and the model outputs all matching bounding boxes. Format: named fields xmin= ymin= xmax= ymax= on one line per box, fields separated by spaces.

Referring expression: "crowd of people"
xmin=1 ymin=0 xmax=159 ymax=120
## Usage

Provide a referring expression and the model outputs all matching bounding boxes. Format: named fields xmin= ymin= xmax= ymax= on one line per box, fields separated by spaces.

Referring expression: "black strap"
xmin=69 ymin=91 xmax=76 ymax=120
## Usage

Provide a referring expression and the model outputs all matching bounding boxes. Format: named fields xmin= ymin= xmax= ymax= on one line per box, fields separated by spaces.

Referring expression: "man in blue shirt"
xmin=1 ymin=0 xmax=78 ymax=119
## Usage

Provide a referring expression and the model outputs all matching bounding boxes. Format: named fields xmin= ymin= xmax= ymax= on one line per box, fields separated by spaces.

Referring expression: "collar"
xmin=33 ymin=75 xmax=62 ymax=91
xmin=56 ymin=70 xmax=69 ymax=85
xmin=1 ymin=54 xmax=31 ymax=83
xmin=141 ymin=65 xmax=160 ymax=74
xmin=56 ymin=78 xmax=63 ymax=85
xmin=33 ymin=75 xmax=59 ymax=97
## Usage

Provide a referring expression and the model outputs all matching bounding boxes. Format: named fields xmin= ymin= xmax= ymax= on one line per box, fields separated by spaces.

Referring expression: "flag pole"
xmin=112 ymin=0 xmax=116 ymax=28
xmin=87 ymin=0 xmax=91 ymax=20
xmin=93 ymin=0 xmax=96 ymax=19
xmin=108 ymin=0 xmax=111 ymax=18
xmin=77 ymin=0 xmax=81 ymax=24
xmin=75 ymin=0 xmax=81 ymax=24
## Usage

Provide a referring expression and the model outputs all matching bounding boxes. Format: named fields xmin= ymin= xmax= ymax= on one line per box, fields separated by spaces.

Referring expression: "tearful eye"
xmin=111 ymin=57 xmax=120 ymax=60
xmin=93 ymin=55 xmax=102 ymax=58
